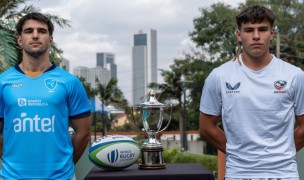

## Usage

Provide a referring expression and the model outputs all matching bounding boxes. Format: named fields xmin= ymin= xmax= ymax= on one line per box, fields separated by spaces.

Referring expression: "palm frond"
xmin=0 ymin=1 xmax=71 ymax=70
xmin=0 ymin=27 xmax=18 ymax=67
xmin=44 ymin=13 xmax=71 ymax=29
xmin=0 ymin=0 xmax=26 ymax=18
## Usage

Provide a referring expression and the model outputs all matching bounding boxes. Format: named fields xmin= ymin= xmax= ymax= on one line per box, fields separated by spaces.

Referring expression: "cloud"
xmin=29 ymin=0 xmax=244 ymax=101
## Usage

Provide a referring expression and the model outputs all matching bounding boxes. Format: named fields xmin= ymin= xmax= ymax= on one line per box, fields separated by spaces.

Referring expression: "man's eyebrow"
xmin=23 ymin=27 xmax=48 ymax=31
xmin=243 ymin=26 xmax=270 ymax=29
xmin=22 ymin=27 xmax=33 ymax=31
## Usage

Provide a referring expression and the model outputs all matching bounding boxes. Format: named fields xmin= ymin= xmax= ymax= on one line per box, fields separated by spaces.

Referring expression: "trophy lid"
xmin=141 ymin=90 xmax=165 ymax=107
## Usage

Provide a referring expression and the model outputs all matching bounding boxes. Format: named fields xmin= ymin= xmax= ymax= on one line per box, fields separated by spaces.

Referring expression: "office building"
xmin=73 ymin=66 xmax=88 ymax=79
xmin=96 ymin=52 xmax=117 ymax=79
xmin=132 ymin=29 xmax=157 ymax=105
xmin=87 ymin=67 xmax=111 ymax=89
xmin=73 ymin=66 xmax=110 ymax=89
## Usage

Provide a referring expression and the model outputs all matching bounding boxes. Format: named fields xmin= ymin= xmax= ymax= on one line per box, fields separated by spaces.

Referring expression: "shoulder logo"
xmin=226 ymin=82 xmax=241 ymax=90
xmin=225 ymin=82 xmax=241 ymax=94
xmin=12 ymin=83 xmax=23 ymax=88
xmin=44 ymin=79 xmax=58 ymax=91
xmin=274 ymin=80 xmax=287 ymax=90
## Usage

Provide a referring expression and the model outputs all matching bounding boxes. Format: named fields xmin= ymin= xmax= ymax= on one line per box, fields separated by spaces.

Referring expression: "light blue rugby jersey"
xmin=0 ymin=64 xmax=91 ymax=180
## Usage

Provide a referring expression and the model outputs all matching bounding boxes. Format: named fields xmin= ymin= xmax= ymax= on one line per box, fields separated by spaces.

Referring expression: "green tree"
xmin=190 ymin=3 xmax=238 ymax=61
xmin=0 ymin=0 xmax=70 ymax=70
xmin=78 ymin=77 xmax=96 ymax=99
xmin=185 ymin=57 xmax=225 ymax=131
xmin=149 ymin=59 xmax=186 ymax=133
xmin=95 ymin=78 xmax=128 ymax=136
xmin=190 ymin=0 xmax=304 ymax=68
xmin=241 ymin=0 xmax=304 ymax=68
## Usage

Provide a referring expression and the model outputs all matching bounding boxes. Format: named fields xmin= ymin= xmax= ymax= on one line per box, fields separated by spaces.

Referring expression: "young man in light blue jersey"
xmin=0 ymin=12 xmax=91 ymax=179
xmin=199 ymin=5 xmax=304 ymax=179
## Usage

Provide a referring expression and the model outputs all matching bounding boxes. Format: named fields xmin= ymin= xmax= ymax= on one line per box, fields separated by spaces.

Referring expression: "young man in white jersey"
xmin=199 ymin=5 xmax=304 ymax=179
xmin=0 ymin=12 xmax=91 ymax=179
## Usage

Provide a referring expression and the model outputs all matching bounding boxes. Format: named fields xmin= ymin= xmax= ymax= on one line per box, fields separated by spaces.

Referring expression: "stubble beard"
xmin=24 ymin=46 xmax=49 ymax=58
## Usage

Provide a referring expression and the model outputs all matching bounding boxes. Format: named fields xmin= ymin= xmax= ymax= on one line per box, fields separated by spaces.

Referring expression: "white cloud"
xmin=27 ymin=0 xmax=245 ymax=101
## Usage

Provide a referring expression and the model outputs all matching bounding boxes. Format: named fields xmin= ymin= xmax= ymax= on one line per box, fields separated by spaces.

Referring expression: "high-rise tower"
xmin=132 ymin=29 xmax=157 ymax=105
xmin=96 ymin=52 xmax=117 ymax=79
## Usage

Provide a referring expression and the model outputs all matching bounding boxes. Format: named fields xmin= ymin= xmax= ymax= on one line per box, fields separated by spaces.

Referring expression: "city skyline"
xmin=31 ymin=0 xmax=244 ymax=103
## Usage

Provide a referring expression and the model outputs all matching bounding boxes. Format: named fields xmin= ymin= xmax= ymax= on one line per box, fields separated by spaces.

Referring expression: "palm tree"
xmin=0 ymin=0 xmax=70 ymax=70
xmin=79 ymin=77 xmax=96 ymax=99
xmin=149 ymin=57 xmax=196 ymax=151
xmin=95 ymin=78 xmax=128 ymax=136
xmin=78 ymin=76 xmax=99 ymax=140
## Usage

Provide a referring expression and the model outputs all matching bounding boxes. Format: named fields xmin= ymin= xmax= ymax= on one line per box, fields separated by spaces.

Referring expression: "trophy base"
xmin=139 ymin=163 xmax=166 ymax=170
xmin=139 ymin=146 xmax=166 ymax=170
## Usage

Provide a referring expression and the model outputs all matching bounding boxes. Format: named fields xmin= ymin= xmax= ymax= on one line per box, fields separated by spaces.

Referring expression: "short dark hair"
xmin=16 ymin=12 xmax=54 ymax=36
xmin=236 ymin=5 xmax=275 ymax=28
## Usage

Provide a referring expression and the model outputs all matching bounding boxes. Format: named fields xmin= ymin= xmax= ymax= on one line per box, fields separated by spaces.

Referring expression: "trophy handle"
xmin=158 ymin=104 xmax=172 ymax=133
xmin=130 ymin=106 xmax=142 ymax=131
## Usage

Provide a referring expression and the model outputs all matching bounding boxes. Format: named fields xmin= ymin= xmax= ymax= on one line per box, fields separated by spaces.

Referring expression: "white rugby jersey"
xmin=200 ymin=54 xmax=304 ymax=178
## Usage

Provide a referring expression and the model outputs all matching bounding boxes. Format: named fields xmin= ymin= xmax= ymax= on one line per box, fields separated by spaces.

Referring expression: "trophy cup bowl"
xmin=131 ymin=90 xmax=172 ymax=169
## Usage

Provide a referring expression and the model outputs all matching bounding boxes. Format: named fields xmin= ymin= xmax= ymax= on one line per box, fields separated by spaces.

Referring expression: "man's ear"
xmin=50 ymin=36 xmax=53 ymax=43
xmin=236 ymin=29 xmax=241 ymax=42
xmin=270 ymin=27 xmax=275 ymax=40
xmin=17 ymin=36 xmax=23 ymax=48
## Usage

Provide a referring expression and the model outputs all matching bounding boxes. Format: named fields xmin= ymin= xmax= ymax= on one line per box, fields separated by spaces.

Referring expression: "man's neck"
xmin=20 ymin=54 xmax=52 ymax=72
xmin=241 ymin=53 xmax=273 ymax=71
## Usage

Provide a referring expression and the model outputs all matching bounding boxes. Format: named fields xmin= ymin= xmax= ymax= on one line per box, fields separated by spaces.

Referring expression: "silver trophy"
xmin=131 ymin=90 xmax=172 ymax=169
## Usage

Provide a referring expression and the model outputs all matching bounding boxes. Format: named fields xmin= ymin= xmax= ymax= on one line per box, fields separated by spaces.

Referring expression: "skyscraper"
xmin=96 ymin=52 xmax=117 ymax=79
xmin=132 ymin=29 xmax=157 ymax=105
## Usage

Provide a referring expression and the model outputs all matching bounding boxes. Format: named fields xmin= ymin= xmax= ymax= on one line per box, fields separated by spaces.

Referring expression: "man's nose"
xmin=253 ymin=29 xmax=260 ymax=40
xmin=32 ymin=30 xmax=39 ymax=38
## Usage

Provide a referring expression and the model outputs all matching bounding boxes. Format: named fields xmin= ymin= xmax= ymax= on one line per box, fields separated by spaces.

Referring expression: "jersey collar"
xmin=15 ymin=63 xmax=57 ymax=74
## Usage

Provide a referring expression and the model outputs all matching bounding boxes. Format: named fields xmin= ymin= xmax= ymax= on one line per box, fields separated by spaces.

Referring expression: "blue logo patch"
xmin=44 ymin=79 xmax=58 ymax=90
xmin=107 ymin=149 xmax=119 ymax=163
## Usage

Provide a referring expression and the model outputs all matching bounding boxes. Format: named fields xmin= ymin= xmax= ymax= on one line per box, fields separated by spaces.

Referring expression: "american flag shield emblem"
xmin=274 ymin=80 xmax=287 ymax=90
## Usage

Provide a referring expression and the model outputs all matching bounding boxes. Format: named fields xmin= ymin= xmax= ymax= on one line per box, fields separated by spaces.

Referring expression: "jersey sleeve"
xmin=293 ymin=70 xmax=304 ymax=116
xmin=67 ymin=76 xmax=91 ymax=120
xmin=0 ymin=82 xmax=3 ymax=120
xmin=199 ymin=69 xmax=222 ymax=116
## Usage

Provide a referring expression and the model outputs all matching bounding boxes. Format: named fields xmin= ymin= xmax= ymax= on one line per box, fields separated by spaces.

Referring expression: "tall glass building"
xmin=96 ymin=52 xmax=117 ymax=79
xmin=132 ymin=29 xmax=157 ymax=105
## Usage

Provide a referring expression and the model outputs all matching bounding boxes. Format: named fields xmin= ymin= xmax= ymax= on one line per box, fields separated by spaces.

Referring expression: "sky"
xmin=26 ymin=0 xmax=244 ymax=102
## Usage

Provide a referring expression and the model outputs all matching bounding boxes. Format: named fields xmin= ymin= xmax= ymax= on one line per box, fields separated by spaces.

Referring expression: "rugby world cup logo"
xmin=107 ymin=149 xmax=119 ymax=163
